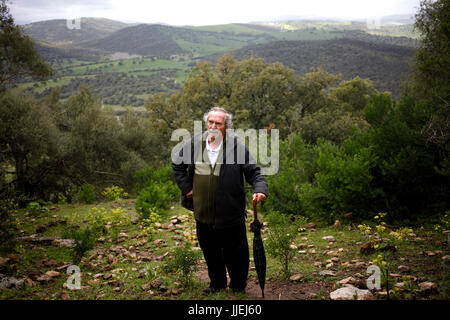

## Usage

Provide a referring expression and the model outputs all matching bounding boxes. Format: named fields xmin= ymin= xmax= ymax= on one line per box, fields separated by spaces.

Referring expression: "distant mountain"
xmin=78 ymin=24 xmax=186 ymax=58
xmin=22 ymin=17 xmax=131 ymax=45
xmin=207 ymin=38 xmax=416 ymax=96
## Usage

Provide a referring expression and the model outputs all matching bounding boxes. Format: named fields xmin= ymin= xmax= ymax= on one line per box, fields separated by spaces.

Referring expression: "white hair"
xmin=203 ymin=107 xmax=233 ymax=129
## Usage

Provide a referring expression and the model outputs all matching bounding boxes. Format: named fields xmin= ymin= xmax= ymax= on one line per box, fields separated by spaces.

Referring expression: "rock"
xmin=322 ymin=236 xmax=335 ymax=242
xmin=298 ymin=250 xmax=307 ymax=254
xmin=331 ymin=257 xmax=340 ymax=263
xmin=395 ymin=282 xmax=406 ymax=289
xmin=418 ymin=281 xmax=438 ymax=295
xmin=314 ymin=262 xmax=323 ymax=267
xmin=426 ymin=251 xmax=436 ymax=257
xmin=289 ymin=274 xmax=302 ymax=281
xmin=330 ymin=285 xmax=373 ymax=300
xmin=289 ymin=244 xmax=298 ymax=250
xmin=326 ymin=263 xmax=333 ymax=269
xmin=0 ymin=276 xmax=25 ymax=289
xmin=309 ymin=249 xmax=316 ymax=254
xmin=333 ymin=220 xmax=341 ymax=228
xmin=398 ymin=265 xmax=411 ymax=273
xmin=319 ymin=270 xmax=337 ymax=276
xmin=45 ymin=271 xmax=60 ymax=278
xmin=36 ymin=274 xmax=53 ymax=282
xmin=150 ymin=278 xmax=163 ymax=289
xmin=103 ymin=273 xmax=113 ymax=280
xmin=306 ymin=223 xmax=316 ymax=229
xmin=298 ymin=228 xmax=306 ymax=233
xmin=141 ymin=284 xmax=150 ymax=291
xmin=338 ymin=277 xmax=356 ymax=285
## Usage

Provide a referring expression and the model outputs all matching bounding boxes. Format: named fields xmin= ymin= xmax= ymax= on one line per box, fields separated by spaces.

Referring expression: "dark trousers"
xmin=196 ymin=221 xmax=249 ymax=291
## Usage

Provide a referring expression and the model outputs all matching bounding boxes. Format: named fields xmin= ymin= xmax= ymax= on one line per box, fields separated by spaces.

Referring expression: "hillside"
xmin=207 ymin=38 xmax=416 ymax=96
xmin=22 ymin=17 xmax=131 ymax=45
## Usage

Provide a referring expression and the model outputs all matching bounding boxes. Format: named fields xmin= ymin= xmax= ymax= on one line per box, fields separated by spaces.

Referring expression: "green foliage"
xmin=0 ymin=0 xmax=53 ymax=89
xmin=134 ymin=165 xmax=175 ymax=194
xmin=135 ymin=182 xmax=179 ymax=217
xmin=163 ymin=243 xmax=202 ymax=287
xmin=63 ymin=226 xmax=97 ymax=265
xmin=299 ymin=139 xmax=381 ymax=222
xmin=86 ymin=206 xmax=131 ymax=240
xmin=101 ymin=185 xmax=128 ymax=201
xmin=139 ymin=208 xmax=161 ymax=238
xmin=0 ymin=201 xmax=18 ymax=254
xmin=77 ymin=184 xmax=97 ymax=204
xmin=265 ymin=211 xmax=299 ymax=279
xmin=26 ymin=201 xmax=49 ymax=215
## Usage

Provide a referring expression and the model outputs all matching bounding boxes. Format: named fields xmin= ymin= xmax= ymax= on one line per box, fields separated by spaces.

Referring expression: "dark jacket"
xmin=172 ymin=131 xmax=268 ymax=229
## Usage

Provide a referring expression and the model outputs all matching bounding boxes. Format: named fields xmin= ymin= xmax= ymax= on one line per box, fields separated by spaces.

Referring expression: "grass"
xmin=1 ymin=199 xmax=448 ymax=300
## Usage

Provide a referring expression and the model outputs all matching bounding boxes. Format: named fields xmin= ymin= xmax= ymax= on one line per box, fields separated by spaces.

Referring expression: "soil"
xmin=195 ymin=264 xmax=332 ymax=300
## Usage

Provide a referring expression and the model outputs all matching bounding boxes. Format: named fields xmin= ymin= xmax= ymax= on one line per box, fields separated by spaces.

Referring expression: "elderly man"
xmin=172 ymin=106 xmax=268 ymax=294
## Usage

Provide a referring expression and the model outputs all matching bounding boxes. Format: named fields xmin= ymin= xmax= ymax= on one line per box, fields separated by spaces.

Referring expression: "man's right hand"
xmin=186 ymin=190 xmax=193 ymax=198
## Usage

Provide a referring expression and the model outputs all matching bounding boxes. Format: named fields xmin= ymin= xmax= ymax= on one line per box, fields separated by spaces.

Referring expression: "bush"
xmin=134 ymin=165 xmax=174 ymax=194
xmin=77 ymin=184 xmax=97 ymax=204
xmin=0 ymin=201 xmax=18 ymax=255
xmin=135 ymin=181 xmax=179 ymax=218
xmin=26 ymin=201 xmax=49 ymax=216
xmin=265 ymin=211 xmax=299 ymax=279
xmin=63 ymin=226 xmax=98 ymax=265
xmin=162 ymin=243 xmax=202 ymax=287
xmin=101 ymin=185 xmax=128 ymax=201
xmin=86 ymin=207 xmax=131 ymax=240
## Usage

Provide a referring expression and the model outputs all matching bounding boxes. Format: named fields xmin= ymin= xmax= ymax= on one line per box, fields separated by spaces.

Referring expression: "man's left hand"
xmin=253 ymin=192 xmax=267 ymax=204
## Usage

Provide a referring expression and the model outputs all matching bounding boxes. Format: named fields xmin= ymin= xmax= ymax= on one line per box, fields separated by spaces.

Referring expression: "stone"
xmin=306 ymin=223 xmax=316 ymax=229
xmin=298 ymin=250 xmax=307 ymax=254
xmin=0 ymin=276 xmax=25 ymax=289
xmin=45 ymin=271 xmax=60 ymax=278
xmin=314 ymin=262 xmax=323 ymax=267
xmin=289 ymin=274 xmax=302 ymax=281
xmin=330 ymin=285 xmax=373 ymax=300
xmin=289 ymin=244 xmax=298 ymax=250
xmin=322 ymin=236 xmax=335 ymax=242
xmin=418 ymin=281 xmax=437 ymax=295
xmin=319 ymin=270 xmax=337 ymax=276
xmin=398 ymin=265 xmax=411 ymax=273
xmin=333 ymin=220 xmax=341 ymax=228
xmin=141 ymin=284 xmax=150 ymax=291
xmin=338 ymin=277 xmax=356 ymax=285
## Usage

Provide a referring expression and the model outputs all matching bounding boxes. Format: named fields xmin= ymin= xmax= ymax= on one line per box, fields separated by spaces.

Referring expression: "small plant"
xmin=135 ymin=182 xmax=178 ymax=215
xmin=26 ymin=201 xmax=49 ymax=215
xmin=265 ymin=211 xmax=299 ymax=280
xmin=0 ymin=201 xmax=18 ymax=255
xmin=101 ymin=185 xmax=128 ymax=202
xmin=139 ymin=208 xmax=161 ymax=238
xmin=162 ymin=243 xmax=202 ymax=288
xmin=63 ymin=226 xmax=98 ymax=265
xmin=86 ymin=207 xmax=131 ymax=240
xmin=77 ymin=184 xmax=97 ymax=204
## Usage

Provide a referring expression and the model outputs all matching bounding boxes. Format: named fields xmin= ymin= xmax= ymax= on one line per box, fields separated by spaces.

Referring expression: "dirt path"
xmin=195 ymin=264 xmax=330 ymax=300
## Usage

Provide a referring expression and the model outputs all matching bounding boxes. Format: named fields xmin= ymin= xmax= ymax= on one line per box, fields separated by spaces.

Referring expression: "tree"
xmin=0 ymin=0 xmax=53 ymax=90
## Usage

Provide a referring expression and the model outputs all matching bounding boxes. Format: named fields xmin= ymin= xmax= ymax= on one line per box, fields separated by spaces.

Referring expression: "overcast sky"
xmin=9 ymin=0 xmax=422 ymax=26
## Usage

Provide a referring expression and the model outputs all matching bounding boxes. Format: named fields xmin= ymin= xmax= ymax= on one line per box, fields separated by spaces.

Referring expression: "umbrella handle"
xmin=253 ymin=198 xmax=264 ymax=221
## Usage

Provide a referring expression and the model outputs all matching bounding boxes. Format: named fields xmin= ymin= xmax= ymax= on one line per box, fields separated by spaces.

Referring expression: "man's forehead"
xmin=208 ymin=111 xmax=226 ymax=122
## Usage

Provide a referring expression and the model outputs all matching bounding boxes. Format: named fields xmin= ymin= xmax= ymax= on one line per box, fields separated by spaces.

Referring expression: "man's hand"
xmin=186 ymin=190 xmax=193 ymax=198
xmin=253 ymin=192 xmax=266 ymax=204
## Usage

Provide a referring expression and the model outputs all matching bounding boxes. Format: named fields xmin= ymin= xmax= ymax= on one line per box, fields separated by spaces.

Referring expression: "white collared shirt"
xmin=206 ymin=139 xmax=222 ymax=168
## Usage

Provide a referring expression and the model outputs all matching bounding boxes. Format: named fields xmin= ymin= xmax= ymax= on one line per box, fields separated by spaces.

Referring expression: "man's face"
xmin=207 ymin=111 xmax=227 ymax=142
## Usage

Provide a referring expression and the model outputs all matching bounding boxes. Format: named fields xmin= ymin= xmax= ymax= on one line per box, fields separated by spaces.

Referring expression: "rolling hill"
xmin=207 ymin=38 xmax=416 ymax=96
xmin=22 ymin=17 xmax=131 ymax=45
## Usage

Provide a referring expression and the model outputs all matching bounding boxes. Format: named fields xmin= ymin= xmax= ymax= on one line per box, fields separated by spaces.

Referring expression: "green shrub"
xmin=101 ymin=185 xmax=128 ymax=201
xmin=0 ymin=201 xmax=18 ymax=255
xmin=265 ymin=211 xmax=299 ymax=279
xmin=77 ymin=184 xmax=97 ymax=204
xmin=63 ymin=226 xmax=98 ymax=265
xmin=135 ymin=181 xmax=179 ymax=217
xmin=26 ymin=201 xmax=49 ymax=216
xmin=162 ymin=243 xmax=202 ymax=287
xmin=134 ymin=165 xmax=174 ymax=194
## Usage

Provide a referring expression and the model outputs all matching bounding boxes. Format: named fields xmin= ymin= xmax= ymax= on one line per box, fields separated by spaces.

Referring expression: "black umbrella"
xmin=250 ymin=198 xmax=266 ymax=298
